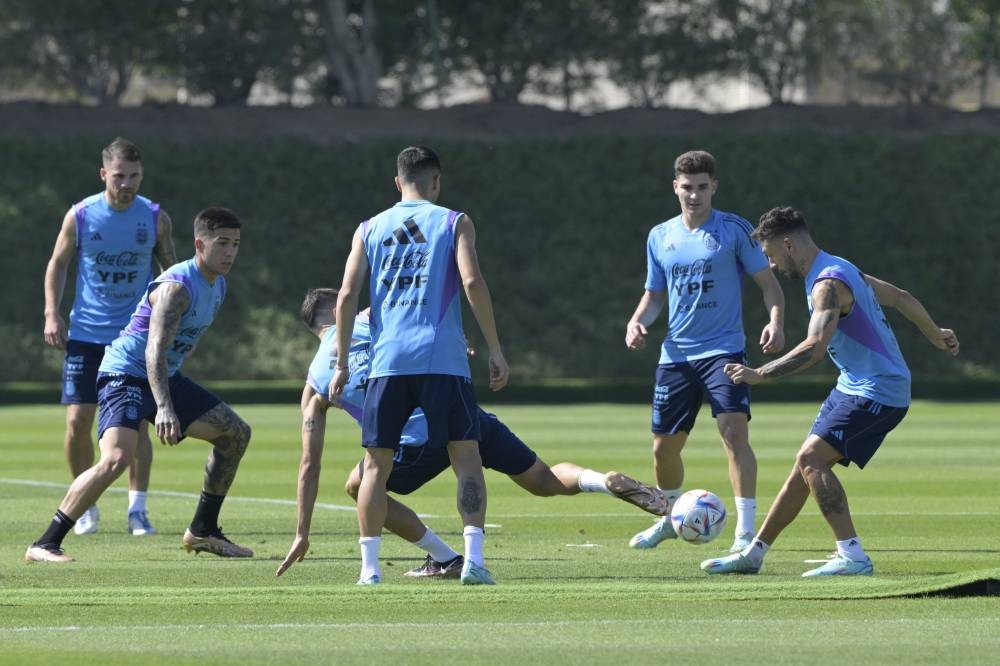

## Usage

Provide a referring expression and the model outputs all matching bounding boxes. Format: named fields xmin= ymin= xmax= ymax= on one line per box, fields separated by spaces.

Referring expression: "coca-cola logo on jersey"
xmin=94 ymin=251 xmax=141 ymax=267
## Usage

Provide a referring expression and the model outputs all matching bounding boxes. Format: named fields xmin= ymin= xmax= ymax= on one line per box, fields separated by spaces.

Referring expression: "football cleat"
xmin=700 ymin=552 xmax=761 ymax=575
xmin=25 ymin=543 xmax=75 ymax=563
xmin=729 ymin=531 xmax=754 ymax=553
xmin=182 ymin=527 xmax=253 ymax=558
xmin=405 ymin=554 xmax=464 ymax=578
xmin=128 ymin=511 xmax=157 ymax=536
xmin=605 ymin=472 xmax=670 ymax=516
xmin=460 ymin=561 xmax=497 ymax=586
xmin=73 ymin=506 xmax=99 ymax=535
xmin=802 ymin=554 xmax=873 ymax=577
xmin=356 ymin=574 xmax=381 ymax=586
xmin=628 ymin=515 xmax=677 ymax=549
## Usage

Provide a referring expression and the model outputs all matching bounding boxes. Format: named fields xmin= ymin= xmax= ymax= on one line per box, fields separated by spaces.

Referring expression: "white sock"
xmin=836 ymin=537 xmax=866 ymax=561
xmin=577 ymin=469 xmax=612 ymax=494
xmin=414 ymin=527 xmax=460 ymax=563
xmin=659 ymin=487 xmax=683 ymax=504
xmin=128 ymin=491 xmax=147 ymax=514
xmin=463 ymin=526 xmax=485 ymax=567
xmin=359 ymin=536 xmax=382 ymax=579
xmin=734 ymin=496 xmax=756 ymax=535
xmin=741 ymin=537 xmax=770 ymax=567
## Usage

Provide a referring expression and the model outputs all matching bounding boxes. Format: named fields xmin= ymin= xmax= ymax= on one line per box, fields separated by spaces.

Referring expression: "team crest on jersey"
xmin=136 ymin=225 xmax=148 ymax=245
xmin=704 ymin=232 xmax=721 ymax=251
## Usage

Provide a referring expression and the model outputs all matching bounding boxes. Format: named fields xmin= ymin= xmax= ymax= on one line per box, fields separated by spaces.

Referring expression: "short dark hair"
xmin=300 ymin=288 xmax=339 ymax=330
xmin=102 ymin=137 xmax=142 ymax=164
xmin=674 ymin=150 xmax=715 ymax=178
xmin=397 ymin=145 xmax=441 ymax=184
xmin=193 ymin=207 xmax=241 ymax=238
xmin=753 ymin=206 xmax=809 ymax=242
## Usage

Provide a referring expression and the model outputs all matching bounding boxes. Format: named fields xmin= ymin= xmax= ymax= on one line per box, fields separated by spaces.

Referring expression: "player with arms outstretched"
xmin=701 ymin=206 xmax=959 ymax=577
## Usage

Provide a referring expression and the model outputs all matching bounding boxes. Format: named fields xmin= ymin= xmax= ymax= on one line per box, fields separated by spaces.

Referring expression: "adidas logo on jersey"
xmin=830 ymin=429 xmax=845 ymax=441
xmin=90 ymin=232 xmax=103 ymax=241
xmin=382 ymin=218 xmax=427 ymax=246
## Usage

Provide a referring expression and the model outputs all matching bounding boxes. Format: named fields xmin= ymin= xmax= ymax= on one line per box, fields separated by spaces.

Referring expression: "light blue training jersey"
xmin=306 ymin=310 xmax=427 ymax=446
xmin=67 ymin=192 xmax=160 ymax=344
xmin=361 ymin=200 xmax=470 ymax=379
xmin=645 ymin=209 xmax=769 ymax=363
xmin=100 ymin=258 xmax=226 ymax=378
xmin=806 ymin=251 xmax=911 ymax=408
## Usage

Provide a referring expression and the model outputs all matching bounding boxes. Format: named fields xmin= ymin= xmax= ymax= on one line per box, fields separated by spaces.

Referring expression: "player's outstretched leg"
xmin=605 ymin=471 xmax=670 ymax=516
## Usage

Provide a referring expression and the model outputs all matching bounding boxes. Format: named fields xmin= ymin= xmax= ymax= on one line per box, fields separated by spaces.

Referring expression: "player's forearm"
xmin=762 ymin=283 xmax=785 ymax=329
xmin=464 ymin=277 xmax=503 ymax=352
xmin=757 ymin=339 xmax=823 ymax=379
xmin=629 ymin=291 xmax=665 ymax=328
xmin=145 ymin=342 xmax=172 ymax=408
xmin=296 ymin=408 xmax=326 ymax=537
xmin=43 ymin=260 xmax=68 ymax=316
xmin=334 ymin=294 xmax=359 ymax=362
xmin=891 ymin=289 xmax=942 ymax=340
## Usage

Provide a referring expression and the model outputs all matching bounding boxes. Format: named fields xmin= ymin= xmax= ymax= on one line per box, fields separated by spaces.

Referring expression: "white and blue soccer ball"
xmin=670 ymin=489 xmax=727 ymax=544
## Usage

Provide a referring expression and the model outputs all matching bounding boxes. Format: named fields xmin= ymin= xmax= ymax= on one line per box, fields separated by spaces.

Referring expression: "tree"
xmin=860 ymin=0 xmax=971 ymax=106
xmin=0 ymin=0 xmax=174 ymax=105
xmin=171 ymin=0 xmax=310 ymax=106
xmin=953 ymin=0 xmax=1000 ymax=108
xmin=605 ymin=0 xmax=723 ymax=109
xmin=713 ymin=0 xmax=819 ymax=106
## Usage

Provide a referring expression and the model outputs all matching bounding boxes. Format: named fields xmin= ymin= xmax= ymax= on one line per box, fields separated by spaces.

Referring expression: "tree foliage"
xmin=0 ymin=0 xmax=995 ymax=109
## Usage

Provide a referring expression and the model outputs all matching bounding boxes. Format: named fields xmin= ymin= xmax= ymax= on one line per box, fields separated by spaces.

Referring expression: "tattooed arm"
xmin=153 ymin=209 xmax=179 ymax=271
xmin=725 ymin=278 xmax=851 ymax=385
xmin=146 ymin=282 xmax=190 ymax=444
xmin=277 ymin=385 xmax=330 ymax=576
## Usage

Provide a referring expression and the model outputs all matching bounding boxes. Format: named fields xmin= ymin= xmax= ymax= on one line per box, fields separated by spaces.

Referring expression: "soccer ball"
xmin=669 ymin=489 xmax=727 ymax=544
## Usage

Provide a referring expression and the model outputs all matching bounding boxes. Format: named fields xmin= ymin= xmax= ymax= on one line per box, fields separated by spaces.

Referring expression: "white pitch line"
xmin=2 ymin=478 xmax=993 ymax=518
xmin=4 ymin=616 xmax=996 ymax=634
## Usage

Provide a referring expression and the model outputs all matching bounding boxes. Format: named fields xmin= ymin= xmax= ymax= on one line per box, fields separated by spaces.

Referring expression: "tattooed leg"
xmin=185 ymin=403 xmax=252 ymax=496
xmin=447 ymin=440 xmax=486 ymax=528
xmin=796 ymin=435 xmax=857 ymax=541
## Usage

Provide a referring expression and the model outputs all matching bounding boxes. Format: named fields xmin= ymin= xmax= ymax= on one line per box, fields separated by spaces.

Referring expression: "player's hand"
xmin=328 ymin=367 xmax=349 ymax=406
xmin=43 ymin=313 xmax=68 ymax=349
xmin=154 ymin=406 xmax=182 ymax=445
xmin=488 ymin=350 xmax=509 ymax=391
xmin=760 ymin=323 xmax=785 ymax=354
xmin=932 ymin=328 xmax=960 ymax=356
xmin=724 ymin=363 xmax=763 ymax=385
xmin=625 ymin=321 xmax=647 ymax=350
xmin=276 ymin=536 xmax=310 ymax=576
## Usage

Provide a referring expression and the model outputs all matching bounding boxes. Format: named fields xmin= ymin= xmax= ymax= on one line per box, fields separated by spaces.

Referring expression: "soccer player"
xmin=626 ymin=150 xmax=785 ymax=553
xmin=43 ymin=137 xmax=177 ymax=536
xmin=330 ymin=145 xmax=509 ymax=585
xmin=701 ymin=206 xmax=959 ymax=577
xmin=26 ymin=208 xmax=254 ymax=563
xmin=275 ymin=290 xmax=668 ymax=579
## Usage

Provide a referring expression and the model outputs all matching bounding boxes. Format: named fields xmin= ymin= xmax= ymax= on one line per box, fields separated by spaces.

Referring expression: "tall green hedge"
xmin=2 ymin=132 xmax=995 ymax=385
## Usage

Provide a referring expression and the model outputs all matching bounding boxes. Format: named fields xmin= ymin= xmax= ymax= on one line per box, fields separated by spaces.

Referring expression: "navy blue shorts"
xmin=651 ymin=352 xmax=751 ymax=435
xmin=362 ymin=374 xmax=480 ymax=451
xmin=96 ymin=372 xmax=222 ymax=440
xmin=809 ymin=389 xmax=908 ymax=469
xmin=61 ymin=340 xmax=106 ymax=405
xmin=386 ymin=409 xmax=538 ymax=495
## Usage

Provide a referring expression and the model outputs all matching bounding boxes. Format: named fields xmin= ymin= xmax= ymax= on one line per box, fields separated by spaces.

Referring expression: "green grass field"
xmin=1 ymin=401 xmax=998 ymax=665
